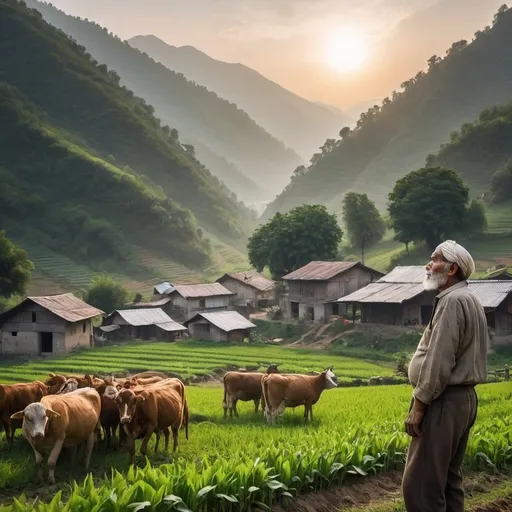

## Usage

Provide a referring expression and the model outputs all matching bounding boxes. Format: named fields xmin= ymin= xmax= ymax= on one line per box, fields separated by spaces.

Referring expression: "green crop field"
xmin=0 ymin=344 xmax=511 ymax=511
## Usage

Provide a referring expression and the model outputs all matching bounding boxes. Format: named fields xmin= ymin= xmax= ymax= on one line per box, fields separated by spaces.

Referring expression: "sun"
xmin=325 ymin=27 xmax=368 ymax=73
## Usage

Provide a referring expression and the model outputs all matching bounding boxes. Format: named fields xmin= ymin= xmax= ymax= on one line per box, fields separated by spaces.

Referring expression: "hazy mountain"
xmin=25 ymin=0 xmax=303 ymax=199
xmin=128 ymin=35 xmax=352 ymax=160
xmin=263 ymin=5 xmax=512 ymax=219
xmin=0 ymin=0 xmax=252 ymax=274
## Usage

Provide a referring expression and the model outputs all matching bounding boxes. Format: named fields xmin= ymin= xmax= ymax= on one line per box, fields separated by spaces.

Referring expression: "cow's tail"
xmin=261 ymin=375 xmax=270 ymax=420
xmin=180 ymin=382 xmax=189 ymax=440
xmin=222 ymin=375 xmax=228 ymax=410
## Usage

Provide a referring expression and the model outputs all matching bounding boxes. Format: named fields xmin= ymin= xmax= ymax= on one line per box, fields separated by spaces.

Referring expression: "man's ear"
xmin=447 ymin=262 xmax=459 ymax=277
xmin=10 ymin=411 xmax=24 ymax=420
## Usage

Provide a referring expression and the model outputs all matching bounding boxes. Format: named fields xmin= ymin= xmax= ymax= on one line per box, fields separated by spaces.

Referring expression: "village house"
xmin=0 ymin=293 xmax=103 ymax=356
xmin=281 ymin=261 xmax=384 ymax=323
xmin=124 ymin=296 xmax=174 ymax=317
xmin=216 ymin=270 xmax=275 ymax=308
xmin=184 ymin=311 xmax=256 ymax=342
xmin=164 ymin=283 xmax=234 ymax=322
xmin=152 ymin=282 xmax=174 ymax=298
xmin=337 ymin=266 xmax=436 ymax=327
xmin=102 ymin=308 xmax=187 ymax=341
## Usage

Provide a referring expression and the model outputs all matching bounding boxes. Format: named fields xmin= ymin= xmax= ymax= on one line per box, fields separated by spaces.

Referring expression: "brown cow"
xmin=10 ymin=387 xmax=101 ymax=483
xmin=222 ymin=364 xmax=279 ymax=418
xmin=261 ymin=367 xmax=337 ymax=424
xmin=115 ymin=378 xmax=189 ymax=464
xmin=98 ymin=385 xmax=123 ymax=449
xmin=0 ymin=381 xmax=48 ymax=442
xmin=45 ymin=374 xmax=97 ymax=394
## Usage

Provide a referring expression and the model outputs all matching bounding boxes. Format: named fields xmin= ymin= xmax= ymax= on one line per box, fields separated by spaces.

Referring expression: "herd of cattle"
xmin=0 ymin=366 xmax=338 ymax=484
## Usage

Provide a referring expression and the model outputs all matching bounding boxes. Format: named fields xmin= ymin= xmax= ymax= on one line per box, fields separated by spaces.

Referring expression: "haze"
xmin=46 ymin=0 xmax=503 ymax=108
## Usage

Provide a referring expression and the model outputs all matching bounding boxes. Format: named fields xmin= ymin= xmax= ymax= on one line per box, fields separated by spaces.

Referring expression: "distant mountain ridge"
xmin=128 ymin=35 xmax=352 ymax=160
xmin=263 ymin=5 xmax=512 ymax=219
xmin=26 ymin=0 xmax=302 ymax=200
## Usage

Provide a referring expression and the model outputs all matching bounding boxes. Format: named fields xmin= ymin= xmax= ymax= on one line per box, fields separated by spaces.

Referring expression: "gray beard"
xmin=423 ymin=271 xmax=449 ymax=291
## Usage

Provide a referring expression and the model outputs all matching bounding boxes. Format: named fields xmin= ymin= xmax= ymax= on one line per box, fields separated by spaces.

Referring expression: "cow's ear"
xmin=10 ymin=411 xmax=24 ymax=420
xmin=46 ymin=408 xmax=60 ymax=419
xmin=116 ymin=384 xmax=122 ymax=391
xmin=136 ymin=395 xmax=146 ymax=403
xmin=48 ymin=373 xmax=56 ymax=378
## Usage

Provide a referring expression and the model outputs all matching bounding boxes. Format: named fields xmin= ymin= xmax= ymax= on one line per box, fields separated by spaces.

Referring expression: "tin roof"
xmin=377 ymin=266 xmax=426 ymax=283
xmin=184 ymin=311 xmax=256 ymax=332
xmin=111 ymin=308 xmax=185 ymax=329
xmin=0 ymin=293 xmax=104 ymax=323
xmin=126 ymin=297 xmax=171 ymax=308
xmin=468 ymin=280 xmax=512 ymax=308
xmin=170 ymin=283 xmax=234 ymax=298
xmin=100 ymin=324 xmax=120 ymax=333
xmin=218 ymin=270 xmax=274 ymax=292
xmin=154 ymin=282 xmax=174 ymax=295
xmin=283 ymin=261 xmax=381 ymax=281
xmin=156 ymin=321 xmax=188 ymax=332
xmin=338 ymin=282 xmax=428 ymax=304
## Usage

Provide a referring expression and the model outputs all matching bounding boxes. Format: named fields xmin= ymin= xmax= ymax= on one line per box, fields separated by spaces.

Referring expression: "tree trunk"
xmin=361 ymin=241 xmax=365 ymax=265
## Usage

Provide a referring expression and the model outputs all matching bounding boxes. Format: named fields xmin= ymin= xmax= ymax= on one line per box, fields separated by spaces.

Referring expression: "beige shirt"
xmin=408 ymin=281 xmax=488 ymax=404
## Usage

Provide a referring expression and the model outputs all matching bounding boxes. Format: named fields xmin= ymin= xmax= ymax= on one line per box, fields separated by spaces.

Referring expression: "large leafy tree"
xmin=248 ymin=205 xmax=343 ymax=279
xmin=0 ymin=230 xmax=33 ymax=298
xmin=83 ymin=275 xmax=129 ymax=315
xmin=342 ymin=192 xmax=386 ymax=263
xmin=388 ymin=166 xmax=484 ymax=250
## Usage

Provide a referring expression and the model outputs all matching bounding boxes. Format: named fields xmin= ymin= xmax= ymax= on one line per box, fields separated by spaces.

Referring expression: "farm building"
xmin=164 ymin=283 xmax=234 ymax=322
xmin=152 ymin=282 xmax=174 ymax=298
xmin=124 ymin=296 xmax=174 ymax=317
xmin=281 ymin=261 xmax=384 ymax=323
xmin=216 ymin=270 xmax=275 ymax=308
xmin=184 ymin=311 xmax=256 ymax=341
xmin=102 ymin=308 xmax=187 ymax=340
xmin=468 ymin=280 xmax=512 ymax=336
xmin=337 ymin=266 xmax=436 ymax=327
xmin=0 ymin=293 xmax=103 ymax=356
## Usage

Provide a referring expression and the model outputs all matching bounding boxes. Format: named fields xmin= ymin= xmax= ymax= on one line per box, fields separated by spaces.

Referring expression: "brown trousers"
xmin=402 ymin=386 xmax=478 ymax=512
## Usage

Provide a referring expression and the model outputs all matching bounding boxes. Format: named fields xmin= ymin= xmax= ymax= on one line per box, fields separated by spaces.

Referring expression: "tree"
xmin=342 ymin=193 xmax=386 ymax=264
xmin=388 ymin=167 xmax=477 ymax=250
xmin=248 ymin=205 xmax=343 ymax=279
xmin=0 ymin=230 xmax=33 ymax=298
xmin=490 ymin=159 xmax=512 ymax=203
xmin=83 ymin=275 xmax=129 ymax=315
xmin=464 ymin=199 xmax=487 ymax=234
xmin=339 ymin=127 xmax=351 ymax=140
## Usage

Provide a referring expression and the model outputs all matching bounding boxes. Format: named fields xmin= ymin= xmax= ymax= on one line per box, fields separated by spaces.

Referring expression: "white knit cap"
xmin=435 ymin=240 xmax=475 ymax=280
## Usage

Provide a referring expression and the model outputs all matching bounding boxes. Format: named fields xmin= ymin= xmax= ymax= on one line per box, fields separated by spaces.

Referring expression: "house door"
xmin=307 ymin=307 xmax=315 ymax=321
xmin=40 ymin=332 xmax=53 ymax=354
xmin=291 ymin=302 xmax=299 ymax=319
xmin=421 ymin=306 xmax=433 ymax=326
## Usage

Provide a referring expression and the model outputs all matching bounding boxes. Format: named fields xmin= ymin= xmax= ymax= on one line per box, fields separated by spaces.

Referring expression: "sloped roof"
xmin=184 ymin=311 xmax=256 ymax=332
xmin=468 ymin=280 xmax=512 ymax=308
xmin=338 ymin=282 xmax=428 ymax=304
xmin=170 ymin=283 xmax=234 ymax=298
xmin=126 ymin=297 xmax=171 ymax=308
xmin=377 ymin=266 xmax=426 ymax=284
xmin=283 ymin=261 xmax=382 ymax=281
xmin=218 ymin=270 xmax=274 ymax=292
xmin=107 ymin=309 xmax=186 ymax=332
xmin=154 ymin=282 xmax=174 ymax=295
xmin=0 ymin=293 xmax=104 ymax=325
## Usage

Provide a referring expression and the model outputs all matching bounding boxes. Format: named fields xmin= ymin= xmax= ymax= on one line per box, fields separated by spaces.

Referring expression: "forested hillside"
xmin=430 ymin=101 xmax=512 ymax=202
xmin=128 ymin=35 xmax=352 ymax=161
xmin=264 ymin=5 xmax=512 ymax=218
xmin=0 ymin=0 xmax=251 ymax=276
xmin=25 ymin=0 xmax=303 ymax=199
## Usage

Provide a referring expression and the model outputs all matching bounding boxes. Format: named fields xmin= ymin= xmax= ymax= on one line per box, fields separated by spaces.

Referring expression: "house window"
xmin=83 ymin=323 xmax=86 ymax=333
xmin=12 ymin=332 xmax=18 ymax=337
xmin=32 ymin=312 xmax=36 ymax=323
xmin=199 ymin=299 xmax=206 ymax=309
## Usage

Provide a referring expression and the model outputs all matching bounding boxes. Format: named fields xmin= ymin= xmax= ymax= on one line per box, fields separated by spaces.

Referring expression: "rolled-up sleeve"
xmin=413 ymin=303 xmax=462 ymax=404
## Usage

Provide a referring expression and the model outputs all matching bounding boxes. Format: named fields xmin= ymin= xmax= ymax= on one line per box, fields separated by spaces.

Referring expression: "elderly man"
xmin=402 ymin=240 xmax=488 ymax=512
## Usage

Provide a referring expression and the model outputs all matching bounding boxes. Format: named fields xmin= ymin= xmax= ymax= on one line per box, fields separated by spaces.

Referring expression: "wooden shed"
xmin=281 ymin=261 xmax=384 ymax=323
xmin=0 ymin=293 xmax=103 ymax=356
xmin=184 ymin=311 xmax=256 ymax=342
xmin=217 ymin=270 xmax=275 ymax=308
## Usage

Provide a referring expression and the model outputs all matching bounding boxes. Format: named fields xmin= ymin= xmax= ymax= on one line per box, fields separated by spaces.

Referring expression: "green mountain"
xmin=264 ymin=5 xmax=512 ymax=218
xmin=429 ymin=101 xmax=512 ymax=202
xmin=128 ymin=35 xmax=353 ymax=161
xmin=24 ymin=0 xmax=303 ymax=200
xmin=0 ymin=0 xmax=252 ymax=285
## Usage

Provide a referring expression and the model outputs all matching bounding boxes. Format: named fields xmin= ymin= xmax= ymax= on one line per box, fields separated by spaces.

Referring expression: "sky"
xmin=47 ymin=0 xmax=505 ymax=110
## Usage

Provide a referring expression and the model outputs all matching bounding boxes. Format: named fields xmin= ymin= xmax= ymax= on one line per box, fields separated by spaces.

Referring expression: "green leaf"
xmin=128 ymin=502 xmax=151 ymax=512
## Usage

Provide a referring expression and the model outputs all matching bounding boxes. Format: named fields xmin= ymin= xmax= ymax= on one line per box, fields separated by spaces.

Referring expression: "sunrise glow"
xmin=325 ymin=27 xmax=368 ymax=73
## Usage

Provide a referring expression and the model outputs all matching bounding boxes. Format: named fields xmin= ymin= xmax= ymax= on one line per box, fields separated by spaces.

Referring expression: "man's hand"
xmin=405 ymin=398 xmax=427 ymax=437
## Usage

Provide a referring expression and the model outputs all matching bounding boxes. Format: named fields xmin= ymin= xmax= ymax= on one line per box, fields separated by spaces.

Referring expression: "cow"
xmin=10 ymin=387 xmax=101 ymax=483
xmin=114 ymin=378 xmax=189 ymax=464
xmin=98 ymin=385 xmax=123 ymax=449
xmin=261 ymin=367 xmax=338 ymax=425
xmin=222 ymin=364 xmax=279 ymax=419
xmin=55 ymin=378 xmax=79 ymax=394
xmin=0 ymin=381 xmax=48 ymax=442
xmin=45 ymin=374 xmax=97 ymax=394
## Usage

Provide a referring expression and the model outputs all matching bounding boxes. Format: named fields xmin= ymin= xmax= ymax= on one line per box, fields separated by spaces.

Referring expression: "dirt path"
xmin=270 ymin=472 xmax=512 ymax=512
